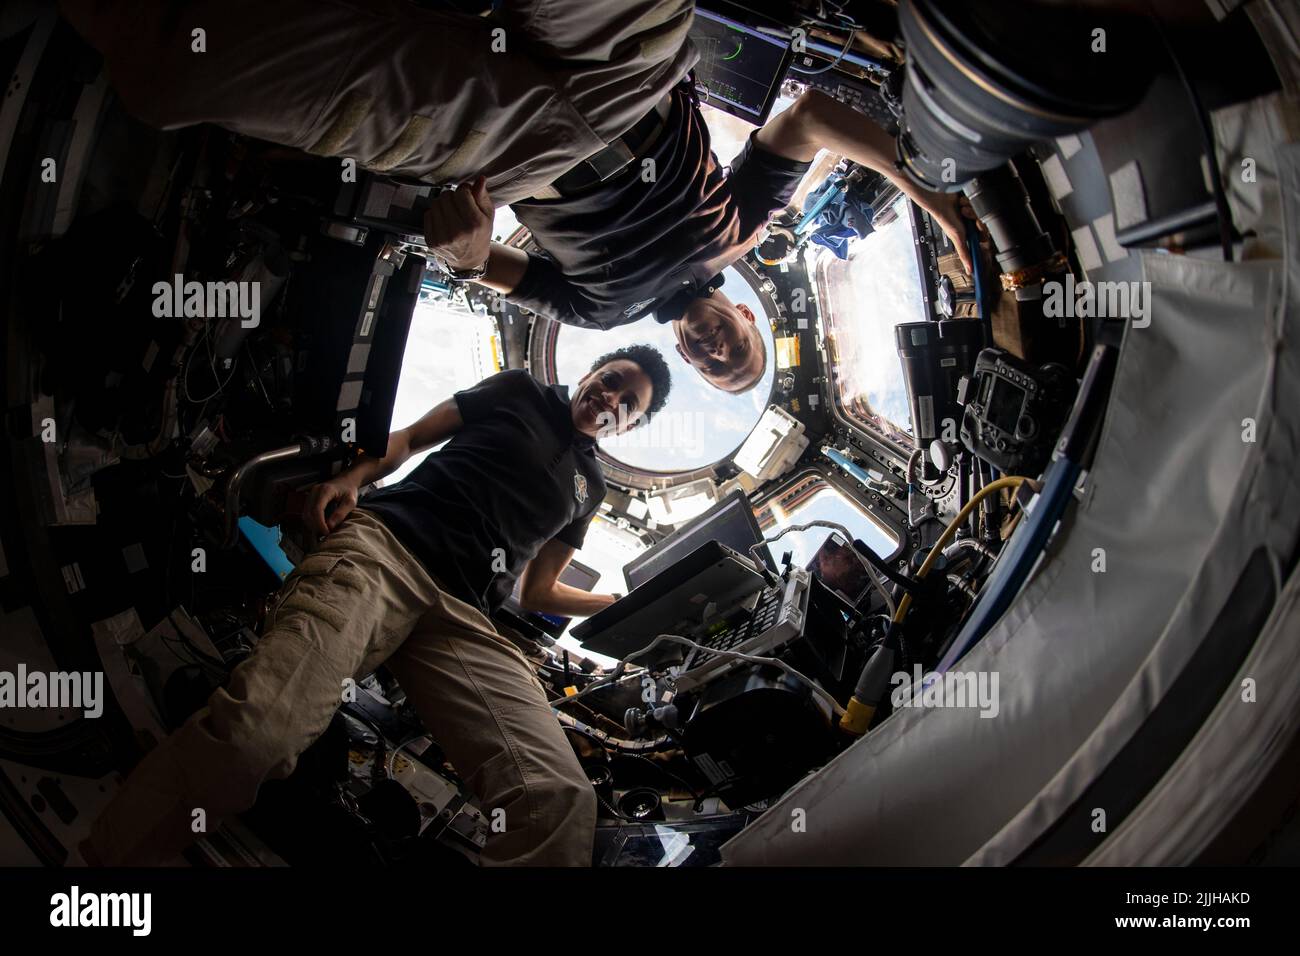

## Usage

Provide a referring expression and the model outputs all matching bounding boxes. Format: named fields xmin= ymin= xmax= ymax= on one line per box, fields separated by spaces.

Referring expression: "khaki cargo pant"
xmin=86 ymin=508 xmax=596 ymax=866
xmin=58 ymin=0 xmax=699 ymax=205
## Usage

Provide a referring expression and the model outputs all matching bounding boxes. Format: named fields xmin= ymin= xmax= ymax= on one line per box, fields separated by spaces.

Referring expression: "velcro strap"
xmin=306 ymin=90 xmax=374 ymax=157
xmin=370 ymin=115 xmax=435 ymax=172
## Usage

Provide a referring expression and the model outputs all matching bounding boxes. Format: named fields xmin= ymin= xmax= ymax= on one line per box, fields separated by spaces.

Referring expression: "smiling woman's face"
xmin=571 ymin=359 xmax=654 ymax=438
xmin=673 ymin=290 xmax=766 ymax=393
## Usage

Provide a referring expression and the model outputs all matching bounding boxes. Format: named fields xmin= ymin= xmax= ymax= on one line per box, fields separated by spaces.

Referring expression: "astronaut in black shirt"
xmin=65 ymin=0 xmax=974 ymax=397
xmin=307 ymin=348 xmax=673 ymax=619
xmin=424 ymin=86 xmax=976 ymax=396
xmin=82 ymin=349 xmax=674 ymax=867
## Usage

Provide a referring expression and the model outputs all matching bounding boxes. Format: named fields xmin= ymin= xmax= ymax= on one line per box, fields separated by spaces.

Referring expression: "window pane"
xmin=382 ymin=295 xmax=501 ymax=485
xmin=384 ymin=205 xmax=528 ymax=485
xmin=554 ymin=514 xmax=648 ymax=667
xmin=552 ymin=265 xmax=775 ymax=474
xmin=757 ymin=476 xmax=898 ymax=569
xmin=813 ymin=193 xmax=924 ymax=445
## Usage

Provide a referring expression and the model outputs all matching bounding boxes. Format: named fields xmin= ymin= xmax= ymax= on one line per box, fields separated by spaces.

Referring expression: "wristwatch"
xmin=434 ymin=254 xmax=488 ymax=283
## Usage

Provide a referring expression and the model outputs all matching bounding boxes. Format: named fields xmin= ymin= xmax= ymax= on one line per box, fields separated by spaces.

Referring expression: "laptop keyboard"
xmin=688 ymin=586 xmax=785 ymax=669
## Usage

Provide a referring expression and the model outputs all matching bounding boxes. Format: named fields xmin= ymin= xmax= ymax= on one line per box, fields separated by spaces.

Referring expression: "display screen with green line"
xmin=689 ymin=7 xmax=794 ymax=125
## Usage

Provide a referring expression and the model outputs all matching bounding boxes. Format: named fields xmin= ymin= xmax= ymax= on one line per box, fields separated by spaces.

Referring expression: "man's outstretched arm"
xmin=421 ymin=176 xmax=621 ymax=329
xmin=421 ymin=176 xmax=528 ymax=294
xmin=755 ymin=90 xmax=974 ymax=274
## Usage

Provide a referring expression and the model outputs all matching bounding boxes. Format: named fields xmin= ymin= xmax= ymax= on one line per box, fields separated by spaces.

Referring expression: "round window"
xmin=551 ymin=265 xmax=776 ymax=474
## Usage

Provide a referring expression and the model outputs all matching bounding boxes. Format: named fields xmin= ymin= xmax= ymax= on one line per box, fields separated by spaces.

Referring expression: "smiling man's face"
xmin=672 ymin=290 xmax=766 ymax=393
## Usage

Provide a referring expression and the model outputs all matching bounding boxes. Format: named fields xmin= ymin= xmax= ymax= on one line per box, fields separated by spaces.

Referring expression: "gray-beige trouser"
xmin=58 ymin=0 xmax=700 ymax=205
xmin=86 ymin=508 xmax=595 ymax=866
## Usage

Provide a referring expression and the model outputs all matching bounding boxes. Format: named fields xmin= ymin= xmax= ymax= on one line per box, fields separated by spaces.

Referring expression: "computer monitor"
xmin=689 ymin=6 xmax=794 ymax=126
xmin=623 ymin=489 xmax=773 ymax=591
xmin=500 ymin=559 xmax=601 ymax=638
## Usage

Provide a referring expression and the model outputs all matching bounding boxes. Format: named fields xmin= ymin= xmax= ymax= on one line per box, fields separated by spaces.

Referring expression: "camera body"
xmin=958 ymin=348 xmax=1075 ymax=476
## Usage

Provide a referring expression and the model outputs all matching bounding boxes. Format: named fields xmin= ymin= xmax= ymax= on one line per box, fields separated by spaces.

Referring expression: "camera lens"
xmin=895 ymin=0 xmax=1152 ymax=191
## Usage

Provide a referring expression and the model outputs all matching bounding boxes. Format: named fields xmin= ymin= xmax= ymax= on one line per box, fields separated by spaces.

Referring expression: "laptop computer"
xmin=623 ymin=489 xmax=773 ymax=592
xmin=573 ymin=540 xmax=767 ymax=660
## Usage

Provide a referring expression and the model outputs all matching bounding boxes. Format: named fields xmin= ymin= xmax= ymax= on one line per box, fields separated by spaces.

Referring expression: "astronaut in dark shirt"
xmin=424 ymin=85 xmax=976 ymax=396
xmin=82 ymin=350 xmax=674 ymax=867
xmin=63 ymin=0 xmax=973 ymax=396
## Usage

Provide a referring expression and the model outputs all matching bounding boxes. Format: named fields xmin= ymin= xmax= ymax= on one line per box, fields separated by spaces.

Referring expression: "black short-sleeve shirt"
xmin=360 ymin=369 xmax=606 ymax=614
xmin=508 ymin=86 xmax=812 ymax=329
